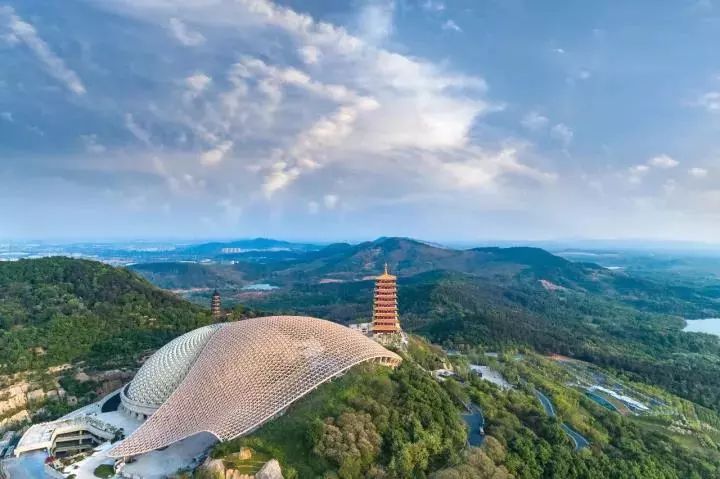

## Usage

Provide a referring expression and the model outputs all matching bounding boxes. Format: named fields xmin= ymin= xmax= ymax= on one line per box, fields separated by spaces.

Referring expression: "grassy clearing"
xmin=93 ymin=464 xmax=114 ymax=478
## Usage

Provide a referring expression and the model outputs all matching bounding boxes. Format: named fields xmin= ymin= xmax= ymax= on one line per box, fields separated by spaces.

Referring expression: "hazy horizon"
xmin=4 ymin=235 xmax=720 ymax=254
xmin=2 ymin=0 xmax=720 ymax=241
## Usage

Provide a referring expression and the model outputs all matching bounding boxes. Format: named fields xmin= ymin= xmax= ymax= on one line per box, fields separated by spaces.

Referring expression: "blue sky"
xmin=1 ymin=0 xmax=719 ymax=241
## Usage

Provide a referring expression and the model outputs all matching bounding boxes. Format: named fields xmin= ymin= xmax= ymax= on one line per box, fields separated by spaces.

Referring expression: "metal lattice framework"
xmin=109 ymin=316 xmax=401 ymax=458
xmin=125 ymin=324 xmax=222 ymax=409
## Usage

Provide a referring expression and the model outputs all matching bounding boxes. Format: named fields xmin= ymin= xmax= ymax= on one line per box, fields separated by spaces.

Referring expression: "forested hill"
xmin=0 ymin=257 xmax=213 ymax=373
xmin=133 ymin=237 xmax=720 ymax=318
xmin=268 ymin=237 xmax=596 ymax=282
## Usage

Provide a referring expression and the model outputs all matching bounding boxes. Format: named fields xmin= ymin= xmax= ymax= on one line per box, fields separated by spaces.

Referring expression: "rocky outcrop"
xmin=204 ymin=458 xmax=225 ymax=478
xmin=200 ymin=457 xmax=283 ymax=479
xmin=225 ymin=471 xmax=253 ymax=479
xmin=229 ymin=447 xmax=253 ymax=461
xmin=256 ymin=460 xmax=283 ymax=479
xmin=0 ymin=381 xmax=30 ymax=415
xmin=0 ymin=409 xmax=30 ymax=431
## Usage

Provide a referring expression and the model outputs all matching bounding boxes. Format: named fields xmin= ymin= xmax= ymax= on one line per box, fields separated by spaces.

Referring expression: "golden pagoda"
xmin=372 ymin=264 xmax=400 ymax=335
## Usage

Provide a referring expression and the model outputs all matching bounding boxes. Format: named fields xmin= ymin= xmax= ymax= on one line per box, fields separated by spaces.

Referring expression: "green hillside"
xmin=238 ymin=268 xmax=720 ymax=413
xmin=210 ymin=341 xmax=720 ymax=479
xmin=0 ymin=257 xmax=213 ymax=373
xmin=2 ymin=256 xmax=720 ymax=478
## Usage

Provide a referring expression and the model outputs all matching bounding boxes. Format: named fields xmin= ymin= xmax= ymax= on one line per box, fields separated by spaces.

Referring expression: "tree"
xmin=314 ymin=410 xmax=381 ymax=479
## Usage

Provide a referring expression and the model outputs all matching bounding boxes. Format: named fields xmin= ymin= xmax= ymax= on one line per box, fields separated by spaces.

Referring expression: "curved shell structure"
xmin=109 ymin=316 xmax=401 ymax=458
xmin=126 ymin=324 xmax=222 ymax=409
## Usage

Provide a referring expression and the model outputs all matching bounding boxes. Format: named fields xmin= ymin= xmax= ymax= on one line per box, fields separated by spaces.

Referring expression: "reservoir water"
xmin=683 ymin=318 xmax=720 ymax=338
xmin=462 ymin=403 xmax=485 ymax=446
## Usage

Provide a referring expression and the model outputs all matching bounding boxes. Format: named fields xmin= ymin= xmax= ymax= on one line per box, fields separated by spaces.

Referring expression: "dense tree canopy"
xmin=212 ymin=360 xmax=466 ymax=479
xmin=0 ymin=257 xmax=212 ymax=373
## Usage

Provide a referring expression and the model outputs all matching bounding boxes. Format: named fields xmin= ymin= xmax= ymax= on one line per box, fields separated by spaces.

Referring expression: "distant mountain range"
xmin=0 ymin=238 xmax=323 ymax=264
xmin=130 ymin=237 xmax=720 ymax=319
xmin=132 ymin=236 xmax=591 ymax=286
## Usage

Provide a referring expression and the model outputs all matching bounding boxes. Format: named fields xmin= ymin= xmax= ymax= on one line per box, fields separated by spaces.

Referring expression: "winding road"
xmin=535 ymin=390 xmax=589 ymax=451
xmin=534 ymin=390 xmax=557 ymax=417
xmin=561 ymin=424 xmax=590 ymax=451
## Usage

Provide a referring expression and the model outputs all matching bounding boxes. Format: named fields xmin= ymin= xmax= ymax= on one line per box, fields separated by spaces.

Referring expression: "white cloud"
xmin=263 ymin=162 xmax=300 ymax=197
xmin=521 ymin=111 xmax=549 ymax=131
xmin=1 ymin=111 xmax=13 ymax=122
xmin=201 ymin=140 xmax=233 ymax=166
xmin=551 ymin=123 xmax=573 ymax=147
xmin=217 ymin=198 xmax=242 ymax=224
xmin=627 ymin=155 xmax=680 ymax=184
xmin=440 ymin=147 xmax=557 ymax=189
xmin=186 ymin=73 xmax=212 ymax=92
xmin=566 ymin=69 xmax=592 ymax=85
xmin=357 ymin=1 xmax=395 ymax=44
xmin=697 ymin=91 xmax=720 ymax=112
xmin=86 ymin=0 xmax=551 ymax=208
xmin=323 ymin=194 xmax=339 ymax=209
xmin=307 ymin=200 xmax=320 ymax=214
xmin=422 ymin=0 xmax=446 ymax=12
xmin=0 ymin=6 xmax=86 ymax=95
xmin=553 ymin=48 xmax=566 ymax=54
xmin=627 ymin=164 xmax=649 ymax=184
xmin=630 ymin=165 xmax=650 ymax=175
xmin=689 ymin=167 xmax=708 ymax=178
xmin=185 ymin=72 xmax=212 ymax=101
xmin=80 ymin=134 xmax=106 ymax=154
xmin=298 ymin=45 xmax=321 ymax=64
xmin=168 ymin=17 xmax=205 ymax=46
xmin=648 ymin=154 xmax=679 ymax=169
xmin=153 ymin=157 xmax=206 ymax=193
xmin=442 ymin=20 xmax=462 ymax=32
xmin=124 ymin=113 xmax=152 ymax=145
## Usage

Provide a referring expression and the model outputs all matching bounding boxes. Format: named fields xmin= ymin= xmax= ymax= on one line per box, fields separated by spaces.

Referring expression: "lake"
xmin=462 ymin=404 xmax=485 ymax=446
xmin=684 ymin=318 xmax=720 ymax=338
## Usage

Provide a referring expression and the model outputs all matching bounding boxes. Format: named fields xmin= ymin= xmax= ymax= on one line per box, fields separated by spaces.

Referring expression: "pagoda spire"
xmin=211 ymin=290 xmax=222 ymax=319
xmin=371 ymin=264 xmax=400 ymax=336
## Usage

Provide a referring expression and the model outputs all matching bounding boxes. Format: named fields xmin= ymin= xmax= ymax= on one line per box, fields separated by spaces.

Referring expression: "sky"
xmin=1 ymin=0 xmax=720 ymax=242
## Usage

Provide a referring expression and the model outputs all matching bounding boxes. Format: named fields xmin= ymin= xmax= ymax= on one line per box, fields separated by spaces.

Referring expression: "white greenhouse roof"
xmin=109 ymin=316 xmax=401 ymax=457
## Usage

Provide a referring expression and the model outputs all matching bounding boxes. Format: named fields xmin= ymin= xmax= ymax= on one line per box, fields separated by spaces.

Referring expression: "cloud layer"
xmin=1 ymin=0 xmax=719 ymax=241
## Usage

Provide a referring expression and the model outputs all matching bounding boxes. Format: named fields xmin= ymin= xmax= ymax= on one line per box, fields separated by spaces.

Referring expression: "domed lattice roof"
xmin=126 ymin=324 xmax=222 ymax=408
xmin=110 ymin=316 xmax=401 ymax=458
